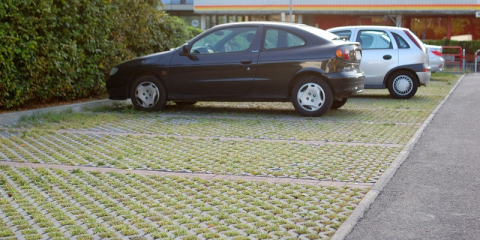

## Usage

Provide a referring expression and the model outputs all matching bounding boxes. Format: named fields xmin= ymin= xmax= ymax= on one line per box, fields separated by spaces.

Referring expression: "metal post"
xmin=475 ymin=50 xmax=480 ymax=73
xmin=396 ymin=14 xmax=403 ymax=27
xmin=200 ymin=15 xmax=206 ymax=30
xmin=289 ymin=0 xmax=293 ymax=23
xmin=463 ymin=49 xmax=466 ymax=72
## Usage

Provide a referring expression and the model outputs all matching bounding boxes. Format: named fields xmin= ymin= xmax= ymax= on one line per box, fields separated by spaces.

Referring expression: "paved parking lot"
xmin=0 ymin=73 xmax=460 ymax=239
xmin=345 ymin=73 xmax=480 ymax=240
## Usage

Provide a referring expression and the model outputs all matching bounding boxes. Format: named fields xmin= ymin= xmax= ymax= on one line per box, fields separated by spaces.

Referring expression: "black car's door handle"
xmin=240 ymin=59 xmax=252 ymax=65
xmin=383 ymin=55 xmax=392 ymax=60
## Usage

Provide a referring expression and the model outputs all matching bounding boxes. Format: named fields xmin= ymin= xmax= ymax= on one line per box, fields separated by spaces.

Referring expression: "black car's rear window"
xmin=264 ymin=28 xmax=305 ymax=50
xmin=297 ymin=25 xmax=341 ymax=41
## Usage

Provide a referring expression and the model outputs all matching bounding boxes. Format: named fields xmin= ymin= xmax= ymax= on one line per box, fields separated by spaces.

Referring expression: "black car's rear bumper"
xmin=326 ymin=72 xmax=365 ymax=99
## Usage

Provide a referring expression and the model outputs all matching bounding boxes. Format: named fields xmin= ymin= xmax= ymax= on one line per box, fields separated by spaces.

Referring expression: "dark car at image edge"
xmin=107 ymin=22 xmax=364 ymax=117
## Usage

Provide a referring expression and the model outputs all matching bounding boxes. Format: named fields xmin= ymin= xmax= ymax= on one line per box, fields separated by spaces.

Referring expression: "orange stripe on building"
xmin=194 ymin=4 xmax=480 ymax=11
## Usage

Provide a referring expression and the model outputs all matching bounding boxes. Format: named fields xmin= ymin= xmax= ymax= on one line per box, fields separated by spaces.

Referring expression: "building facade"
xmin=162 ymin=0 xmax=480 ymax=40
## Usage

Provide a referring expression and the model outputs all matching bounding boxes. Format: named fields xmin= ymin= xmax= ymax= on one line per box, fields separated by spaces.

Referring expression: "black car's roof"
xmin=212 ymin=21 xmax=308 ymax=29
xmin=210 ymin=21 xmax=339 ymax=41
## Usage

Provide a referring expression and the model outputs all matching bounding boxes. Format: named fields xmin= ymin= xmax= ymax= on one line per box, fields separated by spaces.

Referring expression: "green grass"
xmin=0 ymin=165 xmax=368 ymax=239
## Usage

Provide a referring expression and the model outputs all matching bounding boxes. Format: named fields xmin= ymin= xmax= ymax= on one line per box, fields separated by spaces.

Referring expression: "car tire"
xmin=175 ymin=101 xmax=197 ymax=107
xmin=387 ymin=71 xmax=418 ymax=99
xmin=130 ymin=75 xmax=167 ymax=112
xmin=291 ymin=76 xmax=333 ymax=117
xmin=331 ymin=98 xmax=348 ymax=109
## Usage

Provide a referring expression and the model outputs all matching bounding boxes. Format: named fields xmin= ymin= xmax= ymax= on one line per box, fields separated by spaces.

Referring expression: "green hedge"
xmin=0 ymin=0 xmax=202 ymax=109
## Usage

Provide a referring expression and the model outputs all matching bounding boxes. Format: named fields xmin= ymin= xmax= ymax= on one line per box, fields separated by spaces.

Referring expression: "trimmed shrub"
xmin=0 ymin=0 xmax=201 ymax=109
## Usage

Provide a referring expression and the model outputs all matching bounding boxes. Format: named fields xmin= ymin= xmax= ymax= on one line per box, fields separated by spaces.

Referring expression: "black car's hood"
xmin=117 ymin=49 xmax=176 ymax=67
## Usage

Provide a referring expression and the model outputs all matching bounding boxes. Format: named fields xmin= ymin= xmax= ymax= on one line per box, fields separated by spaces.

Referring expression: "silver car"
xmin=328 ymin=26 xmax=431 ymax=99
xmin=425 ymin=44 xmax=445 ymax=73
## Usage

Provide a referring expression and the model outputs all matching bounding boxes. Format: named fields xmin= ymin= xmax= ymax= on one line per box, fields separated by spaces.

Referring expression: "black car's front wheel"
xmin=291 ymin=76 xmax=333 ymax=117
xmin=130 ymin=75 xmax=167 ymax=111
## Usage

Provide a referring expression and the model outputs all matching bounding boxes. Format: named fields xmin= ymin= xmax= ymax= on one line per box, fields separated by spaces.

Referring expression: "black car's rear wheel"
xmin=291 ymin=76 xmax=333 ymax=117
xmin=331 ymin=98 xmax=348 ymax=109
xmin=130 ymin=76 xmax=167 ymax=112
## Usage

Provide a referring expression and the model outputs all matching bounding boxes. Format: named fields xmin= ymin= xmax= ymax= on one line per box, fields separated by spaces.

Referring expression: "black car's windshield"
xmin=190 ymin=27 xmax=257 ymax=54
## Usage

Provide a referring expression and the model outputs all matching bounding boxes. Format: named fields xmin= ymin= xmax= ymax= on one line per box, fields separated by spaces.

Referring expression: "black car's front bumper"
xmin=106 ymin=74 xmax=130 ymax=100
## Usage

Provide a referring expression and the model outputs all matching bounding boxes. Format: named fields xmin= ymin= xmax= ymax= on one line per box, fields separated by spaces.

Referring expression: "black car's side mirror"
xmin=180 ymin=44 xmax=198 ymax=61
xmin=180 ymin=44 xmax=190 ymax=56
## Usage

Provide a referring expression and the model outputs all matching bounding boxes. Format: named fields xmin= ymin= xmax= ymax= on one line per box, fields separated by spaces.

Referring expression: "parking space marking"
xmin=0 ymin=128 xmax=403 ymax=148
xmin=0 ymin=160 xmax=373 ymax=189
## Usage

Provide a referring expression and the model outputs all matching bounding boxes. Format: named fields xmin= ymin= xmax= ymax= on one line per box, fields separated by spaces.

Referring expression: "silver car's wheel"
xmin=291 ymin=76 xmax=332 ymax=117
xmin=130 ymin=76 xmax=167 ymax=111
xmin=392 ymin=75 xmax=413 ymax=95
xmin=387 ymin=71 xmax=418 ymax=99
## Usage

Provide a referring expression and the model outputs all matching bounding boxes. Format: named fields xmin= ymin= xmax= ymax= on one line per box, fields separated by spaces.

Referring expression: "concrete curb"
xmin=0 ymin=99 xmax=117 ymax=126
xmin=331 ymin=74 xmax=467 ymax=240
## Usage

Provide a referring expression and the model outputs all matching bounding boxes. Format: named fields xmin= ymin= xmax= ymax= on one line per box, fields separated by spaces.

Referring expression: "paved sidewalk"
xmin=345 ymin=73 xmax=480 ymax=239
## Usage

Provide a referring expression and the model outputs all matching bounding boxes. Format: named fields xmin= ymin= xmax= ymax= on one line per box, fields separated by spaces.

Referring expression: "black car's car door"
xmin=168 ymin=26 xmax=260 ymax=98
xmin=252 ymin=27 xmax=309 ymax=99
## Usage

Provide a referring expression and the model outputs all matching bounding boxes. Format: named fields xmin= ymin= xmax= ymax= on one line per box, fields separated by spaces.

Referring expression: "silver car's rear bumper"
xmin=417 ymin=71 xmax=431 ymax=86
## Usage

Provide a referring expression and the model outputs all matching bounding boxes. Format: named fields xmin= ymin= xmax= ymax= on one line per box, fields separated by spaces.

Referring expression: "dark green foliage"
xmin=0 ymin=0 xmax=201 ymax=109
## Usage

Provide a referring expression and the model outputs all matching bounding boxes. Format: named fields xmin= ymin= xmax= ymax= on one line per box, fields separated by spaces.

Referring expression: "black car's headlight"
xmin=109 ymin=67 xmax=118 ymax=76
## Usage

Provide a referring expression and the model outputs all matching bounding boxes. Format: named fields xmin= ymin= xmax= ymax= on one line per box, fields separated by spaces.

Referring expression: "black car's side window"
xmin=190 ymin=27 xmax=257 ymax=54
xmin=392 ymin=32 xmax=410 ymax=49
xmin=263 ymin=29 xmax=305 ymax=50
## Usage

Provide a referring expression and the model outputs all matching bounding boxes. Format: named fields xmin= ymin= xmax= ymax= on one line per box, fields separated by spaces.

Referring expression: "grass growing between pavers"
xmin=0 ymin=166 xmax=368 ymax=239
xmin=0 ymin=73 xmax=462 ymax=239
xmin=0 ymin=132 xmax=399 ymax=182
xmin=10 ymin=115 xmax=421 ymax=143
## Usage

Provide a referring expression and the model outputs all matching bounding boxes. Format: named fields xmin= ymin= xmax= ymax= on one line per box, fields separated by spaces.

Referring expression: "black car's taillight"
xmin=336 ymin=46 xmax=361 ymax=62
xmin=336 ymin=48 xmax=350 ymax=61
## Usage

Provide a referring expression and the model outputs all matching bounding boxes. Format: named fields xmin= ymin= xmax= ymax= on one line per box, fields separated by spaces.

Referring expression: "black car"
xmin=107 ymin=22 xmax=364 ymax=116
